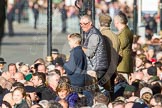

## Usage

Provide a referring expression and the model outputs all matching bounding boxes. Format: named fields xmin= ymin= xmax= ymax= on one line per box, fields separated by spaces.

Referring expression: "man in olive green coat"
xmin=114 ymin=11 xmax=133 ymax=81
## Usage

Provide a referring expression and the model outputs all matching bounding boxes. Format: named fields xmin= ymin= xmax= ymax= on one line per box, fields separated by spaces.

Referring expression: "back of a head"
xmin=2 ymin=101 xmax=12 ymax=108
xmin=125 ymin=102 xmax=134 ymax=108
xmin=12 ymin=82 xmax=24 ymax=88
xmin=154 ymin=62 xmax=162 ymax=70
xmin=34 ymin=58 xmax=46 ymax=65
xmin=132 ymin=102 xmax=148 ymax=108
xmin=112 ymin=100 xmax=125 ymax=108
xmin=115 ymin=11 xmax=128 ymax=24
xmin=3 ymin=93 xmax=15 ymax=107
xmin=99 ymin=13 xmax=112 ymax=27
xmin=151 ymin=82 xmax=162 ymax=95
xmin=152 ymin=93 xmax=162 ymax=106
xmin=39 ymin=100 xmax=49 ymax=108
xmin=68 ymin=33 xmax=82 ymax=44
xmin=92 ymin=103 xmax=108 ymax=108
xmin=59 ymin=76 xmax=71 ymax=84
xmin=30 ymin=104 xmax=43 ymax=108
xmin=47 ymin=100 xmax=63 ymax=108
xmin=94 ymin=92 xmax=109 ymax=105
xmin=147 ymin=66 xmax=157 ymax=76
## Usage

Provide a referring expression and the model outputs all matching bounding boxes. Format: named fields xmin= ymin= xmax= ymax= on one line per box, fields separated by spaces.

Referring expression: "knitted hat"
xmin=140 ymin=87 xmax=153 ymax=98
xmin=25 ymin=74 xmax=32 ymax=81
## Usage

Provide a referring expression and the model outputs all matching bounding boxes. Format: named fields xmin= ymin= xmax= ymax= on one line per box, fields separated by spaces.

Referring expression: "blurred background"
xmin=0 ymin=0 xmax=161 ymax=66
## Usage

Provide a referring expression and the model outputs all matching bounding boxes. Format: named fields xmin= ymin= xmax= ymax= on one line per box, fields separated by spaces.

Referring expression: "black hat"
xmin=53 ymin=57 xmax=64 ymax=67
xmin=52 ymin=49 xmax=59 ymax=54
xmin=24 ymin=86 xmax=36 ymax=93
xmin=0 ymin=58 xmax=6 ymax=64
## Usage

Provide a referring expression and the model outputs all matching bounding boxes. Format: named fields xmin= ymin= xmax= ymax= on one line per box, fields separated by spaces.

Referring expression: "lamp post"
xmin=46 ymin=0 xmax=52 ymax=63
xmin=91 ymin=0 xmax=95 ymax=25
xmin=75 ymin=0 xmax=87 ymax=17
xmin=133 ymin=0 xmax=137 ymax=35
xmin=160 ymin=0 xmax=162 ymax=33
xmin=75 ymin=0 xmax=95 ymax=33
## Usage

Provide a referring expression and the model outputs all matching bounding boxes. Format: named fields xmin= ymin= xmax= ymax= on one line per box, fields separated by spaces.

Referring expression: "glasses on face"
xmin=80 ymin=22 xmax=90 ymax=26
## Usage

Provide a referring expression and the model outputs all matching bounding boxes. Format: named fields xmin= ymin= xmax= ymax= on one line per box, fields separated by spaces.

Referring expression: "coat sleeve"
xmin=119 ymin=28 xmax=132 ymax=50
xmin=41 ymin=89 xmax=57 ymax=100
xmin=119 ymin=35 xmax=129 ymax=50
xmin=63 ymin=51 xmax=76 ymax=75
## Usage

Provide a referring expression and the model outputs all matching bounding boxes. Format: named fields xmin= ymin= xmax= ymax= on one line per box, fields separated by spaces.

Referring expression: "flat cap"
xmin=99 ymin=13 xmax=112 ymax=25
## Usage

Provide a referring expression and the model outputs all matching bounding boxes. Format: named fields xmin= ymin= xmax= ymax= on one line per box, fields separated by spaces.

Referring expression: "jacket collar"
xmin=70 ymin=46 xmax=82 ymax=52
xmin=118 ymin=25 xmax=128 ymax=35
xmin=100 ymin=27 xmax=110 ymax=31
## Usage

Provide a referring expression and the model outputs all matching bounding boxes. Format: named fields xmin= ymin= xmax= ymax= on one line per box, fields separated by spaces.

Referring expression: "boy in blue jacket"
xmin=63 ymin=33 xmax=87 ymax=89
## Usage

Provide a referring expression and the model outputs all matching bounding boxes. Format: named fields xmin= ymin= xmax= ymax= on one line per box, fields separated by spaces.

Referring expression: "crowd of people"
xmin=0 ymin=11 xmax=162 ymax=108
xmin=0 ymin=0 xmax=162 ymax=108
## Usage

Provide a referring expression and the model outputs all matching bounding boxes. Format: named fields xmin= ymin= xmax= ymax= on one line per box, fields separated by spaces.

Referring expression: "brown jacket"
xmin=117 ymin=26 xmax=133 ymax=73
xmin=100 ymin=27 xmax=119 ymax=79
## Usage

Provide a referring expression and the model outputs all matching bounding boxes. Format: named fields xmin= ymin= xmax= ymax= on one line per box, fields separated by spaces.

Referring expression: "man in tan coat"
xmin=114 ymin=11 xmax=133 ymax=81
xmin=99 ymin=13 xmax=119 ymax=100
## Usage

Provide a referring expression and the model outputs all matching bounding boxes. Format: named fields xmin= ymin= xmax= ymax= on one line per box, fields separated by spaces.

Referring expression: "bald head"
xmin=14 ymin=72 xmax=25 ymax=81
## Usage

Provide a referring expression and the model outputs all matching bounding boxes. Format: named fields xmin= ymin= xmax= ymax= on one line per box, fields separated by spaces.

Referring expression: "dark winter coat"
xmin=55 ymin=92 xmax=79 ymax=108
xmin=63 ymin=46 xmax=87 ymax=87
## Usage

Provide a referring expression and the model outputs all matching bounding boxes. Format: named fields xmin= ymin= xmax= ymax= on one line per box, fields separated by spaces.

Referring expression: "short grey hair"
xmin=80 ymin=15 xmax=92 ymax=22
xmin=115 ymin=11 xmax=128 ymax=24
xmin=39 ymin=100 xmax=49 ymax=108
xmin=47 ymin=72 xmax=60 ymax=84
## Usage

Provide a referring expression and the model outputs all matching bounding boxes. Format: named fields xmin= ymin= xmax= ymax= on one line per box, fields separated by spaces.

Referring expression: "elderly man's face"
xmin=80 ymin=18 xmax=92 ymax=32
